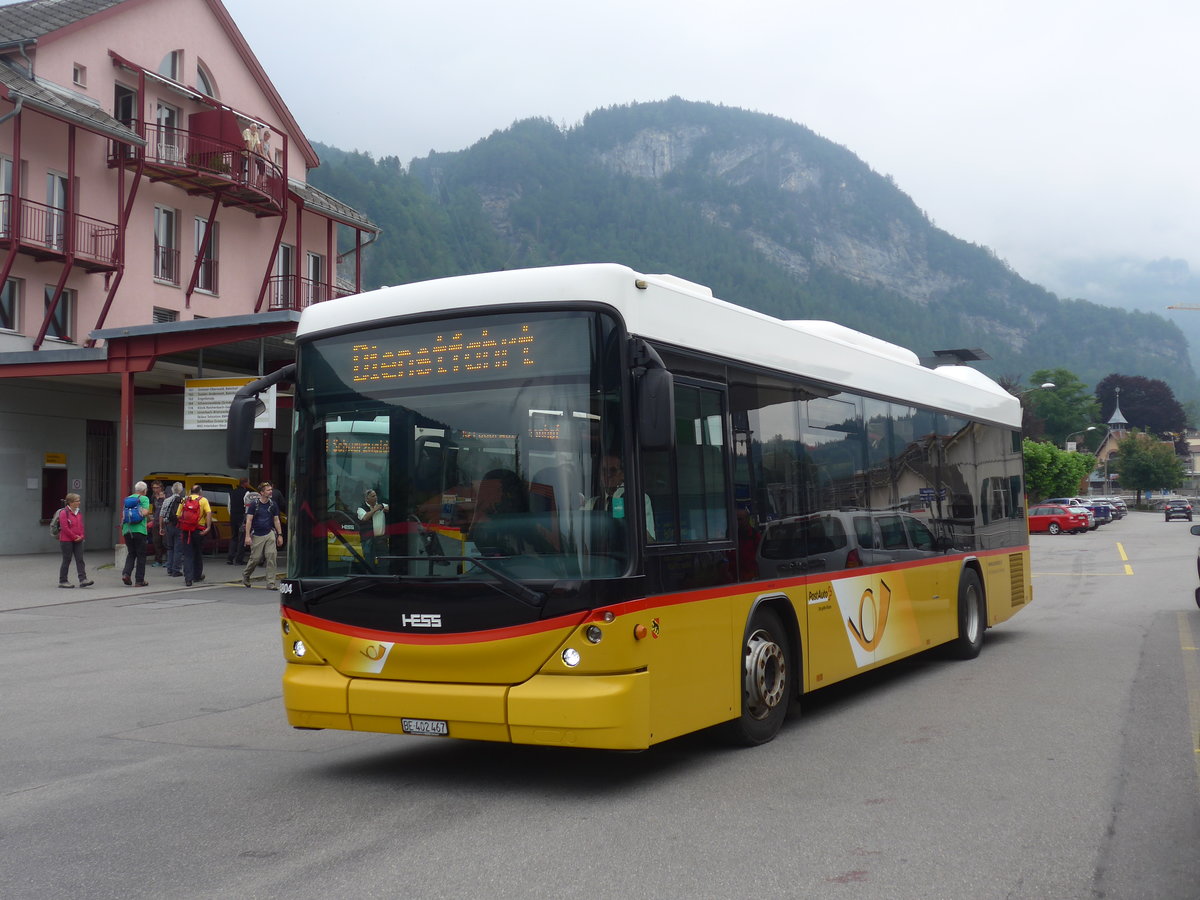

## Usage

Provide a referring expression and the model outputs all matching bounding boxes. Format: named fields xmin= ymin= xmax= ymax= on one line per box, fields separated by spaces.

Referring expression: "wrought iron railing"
xmin=266 ymin=274 xmax=353 ymax=311
xmin=111 ymin=121 xmax=286 ymax=208
xmin=154 ymin=245 xmax=180 ymax=284
xmin=0 ymin=194 xmax=118 ymax=267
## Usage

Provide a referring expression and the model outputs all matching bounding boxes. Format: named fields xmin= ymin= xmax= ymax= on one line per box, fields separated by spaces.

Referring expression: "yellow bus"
xmin=228 ymin=264 xmax=1031 ymax=750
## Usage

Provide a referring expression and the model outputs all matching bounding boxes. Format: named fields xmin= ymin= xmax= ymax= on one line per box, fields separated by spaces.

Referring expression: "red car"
xmin=1029 ymin=503 xmax=1090 ymax=535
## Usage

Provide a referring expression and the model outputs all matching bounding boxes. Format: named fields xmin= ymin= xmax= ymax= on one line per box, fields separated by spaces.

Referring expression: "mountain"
xmin=308 ymin=98 xmax=1199 ymax=405
xmin=1031 ymin=255 xmax=1200 ymax=371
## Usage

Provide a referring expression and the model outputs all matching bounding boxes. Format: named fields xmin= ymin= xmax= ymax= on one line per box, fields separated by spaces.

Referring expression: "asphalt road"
xmin=3 ymin=512 xmax=1200 ymax=899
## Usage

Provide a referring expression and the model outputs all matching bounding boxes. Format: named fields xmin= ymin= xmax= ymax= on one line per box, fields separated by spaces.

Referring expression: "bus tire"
xmin=725 ymin=606 xmax=792 ymax=745
xmin=947 ymin=569 xmax=985 ymax=660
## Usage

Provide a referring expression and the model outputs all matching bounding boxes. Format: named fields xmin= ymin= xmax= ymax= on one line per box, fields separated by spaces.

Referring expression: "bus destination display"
xmin=351 ymin=323 xmax=535 ymax=385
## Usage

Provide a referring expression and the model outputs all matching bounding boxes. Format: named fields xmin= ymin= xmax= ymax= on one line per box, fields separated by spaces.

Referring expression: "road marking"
xmin=1032 ymin=572 xmax=1131 ymax=577
xmin=1177 ymin=614 xmax=1200 ymax=781
xmin=1117 ymin=543 xmax=1129 ymax=561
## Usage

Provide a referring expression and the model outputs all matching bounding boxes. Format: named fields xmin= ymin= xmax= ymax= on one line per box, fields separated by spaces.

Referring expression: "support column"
xmin=118 ymin=370 xmax=135 ymax=546
xmin=261 ymin=427 xmax=273 ymax=483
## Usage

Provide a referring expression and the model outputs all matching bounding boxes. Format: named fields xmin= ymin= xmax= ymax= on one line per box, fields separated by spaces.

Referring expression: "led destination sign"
xmin=351 ymin=323 xmax=535 ymax=385
xmin=328 ymin=312 xmax=597 ymax=391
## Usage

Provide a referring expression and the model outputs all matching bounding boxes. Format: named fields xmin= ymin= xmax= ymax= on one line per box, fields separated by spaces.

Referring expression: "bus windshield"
xmin=290 ymin=308 xmax=630 ymax=583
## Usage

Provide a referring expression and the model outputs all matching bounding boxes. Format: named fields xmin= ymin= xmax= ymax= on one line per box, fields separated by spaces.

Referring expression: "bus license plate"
xmin=402 ymin=718 xmax=448 ymax=736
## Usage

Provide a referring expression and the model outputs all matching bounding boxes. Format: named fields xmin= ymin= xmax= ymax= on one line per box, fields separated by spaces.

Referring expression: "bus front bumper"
xmin=282 ymin=664 xmax=652 ymax=750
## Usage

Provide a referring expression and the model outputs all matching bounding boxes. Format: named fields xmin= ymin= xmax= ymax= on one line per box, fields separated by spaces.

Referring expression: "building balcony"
xmin=0 ymin=195 xmax=119 ymax=273
xmin=109 ymin=121 xmax=285 ymax=217
xmin=266 ymin=274 xmax=353 ymax=311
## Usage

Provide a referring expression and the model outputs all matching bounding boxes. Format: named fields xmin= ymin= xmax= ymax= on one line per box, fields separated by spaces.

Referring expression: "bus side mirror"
xmin=226 ymin=363 xmax=295 ymax=469
xmin=226 ymin=396 xmax=261 ymax=469
xmin=632 ymin=339 xmax=674 ymax=452
xmin=638 ymin=367 xmax=674 ymax=451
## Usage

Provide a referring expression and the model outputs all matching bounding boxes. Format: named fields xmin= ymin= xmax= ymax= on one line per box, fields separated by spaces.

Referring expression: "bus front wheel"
xmin=726 ymin=606 xmax=792 ymax=745
xmin=947 ymin=569 xmax=985 ymax=660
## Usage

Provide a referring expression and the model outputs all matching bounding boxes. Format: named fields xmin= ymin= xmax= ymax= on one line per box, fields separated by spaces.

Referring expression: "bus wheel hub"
xmin=745 ymin=629 xmax=786 ymax=718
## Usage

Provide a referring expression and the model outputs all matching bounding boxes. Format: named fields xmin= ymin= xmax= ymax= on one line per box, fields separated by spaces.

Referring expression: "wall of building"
xmin=0 ymin=377 xmax=292 ymax=555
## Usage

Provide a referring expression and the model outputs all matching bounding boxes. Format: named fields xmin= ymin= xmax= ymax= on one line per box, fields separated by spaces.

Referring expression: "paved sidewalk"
xmin=0 ymin=549 xmax=282 ymax=612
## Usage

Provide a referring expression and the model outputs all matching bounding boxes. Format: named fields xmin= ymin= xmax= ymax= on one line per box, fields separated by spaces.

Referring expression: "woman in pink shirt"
xmin=56 ymin=493 xmax=93 ymax=588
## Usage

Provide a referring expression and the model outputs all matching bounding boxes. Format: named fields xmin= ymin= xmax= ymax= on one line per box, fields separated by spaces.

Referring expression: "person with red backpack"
xmin=178 ymin=484 xmax=212 ymax=587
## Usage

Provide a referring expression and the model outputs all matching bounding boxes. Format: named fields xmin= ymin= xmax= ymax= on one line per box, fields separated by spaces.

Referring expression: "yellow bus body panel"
xmin=508 ymin=673 xmax=650 ymax=749
xmin=279 ymin=548 xmax=1030 ymax=749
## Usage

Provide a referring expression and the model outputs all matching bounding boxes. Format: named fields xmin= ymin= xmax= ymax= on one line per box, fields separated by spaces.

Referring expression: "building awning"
xmin=0 ymin=311 xmax=299 ymax=379
xmin=289 ymin=178 xmax=379 ymax=232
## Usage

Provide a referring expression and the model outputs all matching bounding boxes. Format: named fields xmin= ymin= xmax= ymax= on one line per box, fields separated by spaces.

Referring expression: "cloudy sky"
xmin=225 ymin=0 xmax=1200 ymax=292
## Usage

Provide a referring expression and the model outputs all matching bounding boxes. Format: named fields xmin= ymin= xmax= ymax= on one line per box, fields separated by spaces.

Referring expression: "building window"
xmin=0 ymin=277 xmax=19 ymax=330
xmin=46 ymin=172 xmax=67 ymax=251
xmin=306 ymin=252 xmax=326 ymax=305
xmin=270 ymin=243 xmax=294 ymax=310
xmin=72 ymin=64 xmax=86 ymax=87
xmin=152 ymin=307 xmax=178 ymax=324
xmin=157 ymin=50 xmax=181 ymax=81
xmin=154 ymin=206 xmax=179 ymax=284
xmin=155 ymin=101 xmax=181 ymax=164
xmin=44 ymin=285 xmax=74 ymax=341
xmin=0 ymin=158 xmax=12 ymax=237
xmin=195 ymin=217 xmax=219 ymax=293
xmin=195 ymin=60 xmax=216 ymax=98
xmin=86 ymin=419 xmax=115 ymax=510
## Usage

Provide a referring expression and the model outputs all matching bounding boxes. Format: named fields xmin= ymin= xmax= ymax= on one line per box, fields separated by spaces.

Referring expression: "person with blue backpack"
xmin=120 ymin=481 xmax=151 ymax=586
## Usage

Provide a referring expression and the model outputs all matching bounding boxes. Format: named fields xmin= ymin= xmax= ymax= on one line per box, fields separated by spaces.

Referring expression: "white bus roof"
xmin=297 ymin=263 xmax=1021 ymax=427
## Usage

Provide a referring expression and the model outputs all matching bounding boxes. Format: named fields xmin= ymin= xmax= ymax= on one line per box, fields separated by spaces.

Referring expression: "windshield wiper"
xmin=398 ymin=555 xmax=545 ymax=609
xmin=302 ymin=575 xmax=398 ymax=607
xmin=300 ymin=557 xmax=546 ymax=610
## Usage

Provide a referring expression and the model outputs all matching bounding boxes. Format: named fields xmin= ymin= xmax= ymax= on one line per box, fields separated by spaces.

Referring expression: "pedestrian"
xmin=161 ymin=482 xmax=184 ymax=576
xmin=242 ymin=481 xmax=283 ymax=589
xmin=55 ymin=492 xmax=93 ymax=588
xmin=120 ymin=481 xmax=151 ymax=587
xmin=149 ymin=480 xmax=167 ymax=566
xmin=226 ymin=477 xmax=251 ymax=565
xmin=178 ymin=483 xmax=212 ymax=587
xmin=357 ymin=488 xmax=389 ymax=563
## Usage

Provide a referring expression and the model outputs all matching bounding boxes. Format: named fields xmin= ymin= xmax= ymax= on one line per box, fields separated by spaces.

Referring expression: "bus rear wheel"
xmin=726 ymin=606 xmax=792 ymax=745
xmin=946 ymin=569 xmax=985 ymax=660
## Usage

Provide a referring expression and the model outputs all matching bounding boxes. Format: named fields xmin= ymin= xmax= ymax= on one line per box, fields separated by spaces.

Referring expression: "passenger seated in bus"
xmin=582 ymin=455 xmax=656 ymax=540
xmin=470 ymin=469 xmax=538 ymax=556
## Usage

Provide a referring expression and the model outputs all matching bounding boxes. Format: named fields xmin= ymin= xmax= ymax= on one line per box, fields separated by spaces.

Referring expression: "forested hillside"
xmin=308 ymin=99 xmax=1198 ymax=404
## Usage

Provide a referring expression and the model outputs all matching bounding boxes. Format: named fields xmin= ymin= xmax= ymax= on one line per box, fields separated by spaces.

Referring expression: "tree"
xmin=1113 ymin=430 xmax=1185 ymax=503
xmin=1022 ymin=439 xmax=1095 ymax=501
xmin=1023 ymin=368 xmax=1100 ymax=447
xmin=1096 ymin=374 xmax=1186 ymax=437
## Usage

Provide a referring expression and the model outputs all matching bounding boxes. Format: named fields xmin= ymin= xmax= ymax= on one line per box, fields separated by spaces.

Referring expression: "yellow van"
xmin=143 ymin=473 xmax=242 ymax=553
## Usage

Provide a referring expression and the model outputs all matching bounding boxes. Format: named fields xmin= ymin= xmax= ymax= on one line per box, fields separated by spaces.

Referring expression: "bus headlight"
xmin=562 ymin=647 xmax=581 ymax=667
xmin=584 ymin=625 xmax=603 ymax=644
xmin=292 ymin=640 xmax=307 ymax=658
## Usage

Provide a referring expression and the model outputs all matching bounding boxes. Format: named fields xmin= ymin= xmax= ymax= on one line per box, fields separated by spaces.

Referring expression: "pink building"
xmin=0 ymin=0 xmax=377 ymax=553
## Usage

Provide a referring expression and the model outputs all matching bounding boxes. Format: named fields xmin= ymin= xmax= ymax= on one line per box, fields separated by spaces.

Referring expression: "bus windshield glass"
xmin=290 ymin=309 xmax=629 ymax=582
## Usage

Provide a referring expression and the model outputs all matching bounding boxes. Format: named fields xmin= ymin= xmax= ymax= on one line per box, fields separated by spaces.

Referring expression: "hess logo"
xmin=401 ymin=613 xmax=442 ymax=628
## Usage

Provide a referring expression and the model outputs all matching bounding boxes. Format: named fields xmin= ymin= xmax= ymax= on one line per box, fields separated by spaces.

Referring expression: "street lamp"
xmin=1065 ymin=426 xmax=1097 ymax=451
xmin=1014 ymin=381 xmax=1056 ymax=397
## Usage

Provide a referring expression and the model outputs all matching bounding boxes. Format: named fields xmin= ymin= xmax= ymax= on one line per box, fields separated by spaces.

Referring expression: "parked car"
xmin=1189 ymin=524 xmax=1200 ymax=608
xmin=1165 ymin=499 xmax=1193 ymax=522
xmin=1028 ymin=503 xmax=1091 ymax=535
xmin=1045 ymin=498 xmax=1097 ymax=530
xmin=1098 ymin=497 xmax=1127 ymax=519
